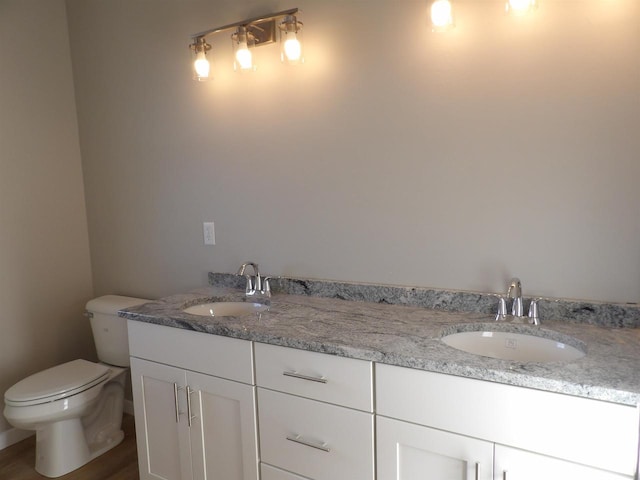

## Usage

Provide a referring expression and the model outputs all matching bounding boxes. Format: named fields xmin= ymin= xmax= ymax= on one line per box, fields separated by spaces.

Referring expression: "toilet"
xmin=3 ymin=295 xmax=148 ymax=478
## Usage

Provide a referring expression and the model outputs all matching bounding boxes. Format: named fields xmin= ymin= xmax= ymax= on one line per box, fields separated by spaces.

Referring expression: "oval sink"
xmin=441 ymin=330 xmax=585 ymax=363
xmin=183 ymin=302 xmax=268 ymax=317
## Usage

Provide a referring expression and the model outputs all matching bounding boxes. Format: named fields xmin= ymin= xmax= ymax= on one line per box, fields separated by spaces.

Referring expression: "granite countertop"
xmin=121 ymin=285 xmax=640 ymax=407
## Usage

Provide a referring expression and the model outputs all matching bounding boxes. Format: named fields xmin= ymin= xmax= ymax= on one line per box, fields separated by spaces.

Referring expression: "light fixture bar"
xmin=190 ymin=8 xmax=299 ymax=41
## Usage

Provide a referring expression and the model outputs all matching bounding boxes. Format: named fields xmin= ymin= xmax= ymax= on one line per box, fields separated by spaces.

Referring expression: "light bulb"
xmin=235 ymin=41 xmax=252 ymax=70
xmin=284 ymin=35 xmax=302 ymax=62
xmin=194 ymin=51 xmax=210 ymax=79
xmin=506 ymin=0 xmax=536 ymax=14
xmin=431 ymin=0 xmax=453 ymax=29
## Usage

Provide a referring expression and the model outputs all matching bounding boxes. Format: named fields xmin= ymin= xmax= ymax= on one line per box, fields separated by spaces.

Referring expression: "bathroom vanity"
xmin=123 ymin=280 xmax=640 ymax=480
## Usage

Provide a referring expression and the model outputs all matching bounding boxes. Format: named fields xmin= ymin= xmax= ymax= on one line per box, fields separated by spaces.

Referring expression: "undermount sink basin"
xmin=441 ymin=329 xmax=585 ymax=363
xmin=183 ymin=302 xmax=269 ymax=317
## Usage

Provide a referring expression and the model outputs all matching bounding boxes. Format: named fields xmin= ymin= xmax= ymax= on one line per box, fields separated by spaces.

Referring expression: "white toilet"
xmin=3 ymin=295 xmax=148 ymax=478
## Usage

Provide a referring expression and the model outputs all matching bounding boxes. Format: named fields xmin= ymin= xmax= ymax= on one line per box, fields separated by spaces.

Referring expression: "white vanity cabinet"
xmin=254 ymin=342 xmax=375 ymax=480
xmin=376 ymin=363 xmax=638 ymax=480
xmin=128 ymin=321 xmax=259 ymax=480
xmin=126 ymin=318 xmax=638 ymax=480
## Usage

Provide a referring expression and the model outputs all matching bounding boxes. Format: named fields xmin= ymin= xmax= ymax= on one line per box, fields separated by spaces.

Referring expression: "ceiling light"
xmin=431 ymin=0 xmax=454 ymax=31
xmin=505 ymin=0 xmax=538 ymax=15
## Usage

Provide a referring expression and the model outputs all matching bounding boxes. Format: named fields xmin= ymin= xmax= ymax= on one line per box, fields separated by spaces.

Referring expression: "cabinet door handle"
xmin=503 ymin=471 xmax=508 ymax=480
xmin=186 ymin=386 xmax=196 ymax=427
xmin=282 ymin=371 xmax=328 ymax=384
xmin=286 ymin=434 xmax=330 ymax=452
xmin=475 ymin=462 xmax=479 ymax=480
xmin=173 ymin=383 xmax=181 ymax=423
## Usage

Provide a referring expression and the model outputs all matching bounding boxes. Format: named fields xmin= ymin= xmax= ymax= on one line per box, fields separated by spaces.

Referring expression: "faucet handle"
xmin=262 ymin=276 xmax=272 ymax=296
xmin=496 ymin=296 xmax=508 ymax=321
xmin=528 ymin=299 xmax=540 ymax=325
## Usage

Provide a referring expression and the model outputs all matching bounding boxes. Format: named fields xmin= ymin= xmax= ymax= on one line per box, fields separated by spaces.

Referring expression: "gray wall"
xmin=0 ymin=0 xmax=94 ymax=435
xmin=67 ymin=0 xmax=640 ymax=303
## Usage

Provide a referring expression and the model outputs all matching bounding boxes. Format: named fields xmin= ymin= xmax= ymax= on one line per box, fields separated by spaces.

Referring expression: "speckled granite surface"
xmin=209 ymin=273 xmax=640 ymax=328
xmin=121 ymin=279 xmax=640 ymax=406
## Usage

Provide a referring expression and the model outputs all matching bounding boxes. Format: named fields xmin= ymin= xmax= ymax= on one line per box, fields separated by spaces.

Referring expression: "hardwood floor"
xmin=0 ymin=414 xmax=139 ymax=480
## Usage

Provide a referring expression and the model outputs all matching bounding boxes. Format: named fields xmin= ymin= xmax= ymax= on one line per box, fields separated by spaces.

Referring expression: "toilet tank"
xmin=86 ymin=295 xmax=149 ymax=367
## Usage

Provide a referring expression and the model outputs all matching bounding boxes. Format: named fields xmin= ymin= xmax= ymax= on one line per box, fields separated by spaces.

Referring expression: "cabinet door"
xmin=187 ymin=371 xmax=259 ymax=480
xmin=377 ymin=416 xmax=494 ymax=480
xmin=131 ymin=357 xmax=193 ymax=480
xmin=494 ymin=445 xmax=633 ymax=480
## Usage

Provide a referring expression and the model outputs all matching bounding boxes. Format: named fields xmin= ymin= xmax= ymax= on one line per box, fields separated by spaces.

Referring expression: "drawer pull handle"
xmin=283 ymin=371 xmax=328 ymax=384
xmin=173 ymin=383 xmax=181 ymax=423
xmin=286 ymin=434 xmax=330 ymax=453
xmin=186 ymin=386 xmax=196 ymax=427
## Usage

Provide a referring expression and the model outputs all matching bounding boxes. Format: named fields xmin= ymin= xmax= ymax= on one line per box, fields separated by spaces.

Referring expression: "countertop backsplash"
xmin=209 ymin=272 xmax=640 ymax=328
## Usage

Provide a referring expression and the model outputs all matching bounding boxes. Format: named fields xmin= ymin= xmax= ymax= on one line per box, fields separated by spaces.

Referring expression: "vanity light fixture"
xmin=505 ymin=0 xmax=538 ymax=15
xmin=189 ymin=8 xmax=303 ymax=80
xmin=430 ymin=0 xmax=454 ymax=31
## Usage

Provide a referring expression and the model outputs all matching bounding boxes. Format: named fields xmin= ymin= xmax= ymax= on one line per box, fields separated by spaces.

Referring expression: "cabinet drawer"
xmin=128 ymin=321 xmax=253 ymax=384
xmin=258 ymin=388 xmax=374 ymax=480
xmin=261 ymin=464 xmax=309 ymax=480
xmin=254 ymin=342 xmax=373 ymax=411
xmin=494 ymin=445 xmax=633 ymax=480
xmin=377 ymin=363 xmax=638 ymax=476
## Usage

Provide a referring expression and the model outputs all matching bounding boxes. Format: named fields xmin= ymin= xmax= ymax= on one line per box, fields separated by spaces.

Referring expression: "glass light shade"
xmin=232 ymin=28 xmax=256 ymax=72
xmin=505 ymin=0 xmax=537 ymax=14
xmin=431 ymin=0 xmax=454 ymax=30
xmin=283 ymin=34 xmax=302 ymax=62
xmin=190 ymin=38 xmax=211 ymax=81
xmin=235 ymin=42 xmax=252 ymax=69
xmin=279 ymin=16 xmax=304 ymax=65
xmin=193 ymin=51 xmax=210 ymax=80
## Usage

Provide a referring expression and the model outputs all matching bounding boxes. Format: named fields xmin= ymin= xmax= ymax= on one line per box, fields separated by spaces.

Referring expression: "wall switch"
xmin=203 ymin=222 xmax=216 ymax=245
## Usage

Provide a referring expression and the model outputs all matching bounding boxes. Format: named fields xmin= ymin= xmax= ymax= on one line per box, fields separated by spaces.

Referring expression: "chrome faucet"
xmin=237 ymin=262 xmax=262 ymax=295
xmin=236 ymin=261 xmax=272 ymax=299
xmin=496 ymin=277 xmax=540 ymax=325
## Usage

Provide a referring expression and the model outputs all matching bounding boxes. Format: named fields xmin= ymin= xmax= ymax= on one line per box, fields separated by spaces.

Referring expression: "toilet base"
xmin=35 ymin=417 xmax=125 ymax=478
xmin=30 ymin=369 xmax=128 ymax=478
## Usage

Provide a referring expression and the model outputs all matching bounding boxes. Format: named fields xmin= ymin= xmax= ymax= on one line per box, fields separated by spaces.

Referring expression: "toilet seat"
xmin=5 ymin=359 xmax=110 ymax=407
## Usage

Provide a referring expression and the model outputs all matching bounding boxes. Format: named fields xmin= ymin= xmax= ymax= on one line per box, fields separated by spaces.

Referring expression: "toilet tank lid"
xmin=5 ymin=359 xmax=110 ymax=404
xmin=86 ymin=295 xmax=149 ymax=315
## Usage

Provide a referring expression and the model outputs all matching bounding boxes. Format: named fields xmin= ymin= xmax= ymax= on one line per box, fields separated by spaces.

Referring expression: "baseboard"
xmin=123 ymin=398 xmax=135 ymax=416
xmin=0 ymin=427 xmax=34 ymax=451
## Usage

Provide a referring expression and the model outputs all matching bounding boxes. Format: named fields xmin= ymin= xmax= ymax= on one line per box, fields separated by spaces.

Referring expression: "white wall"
xmin=67 ymin=0 xmax=640 ymax=303
xmin=0 ymin=0 xmax=94 ymax=434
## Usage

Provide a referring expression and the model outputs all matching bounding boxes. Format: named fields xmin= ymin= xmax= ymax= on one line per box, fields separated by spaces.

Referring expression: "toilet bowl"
xmin=3 ymin=295 xmax=148 ymax=478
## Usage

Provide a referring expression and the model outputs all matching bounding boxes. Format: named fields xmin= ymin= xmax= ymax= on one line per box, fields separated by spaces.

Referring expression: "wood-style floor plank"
xmin=0 ymin=414 xmax=138 ymax=480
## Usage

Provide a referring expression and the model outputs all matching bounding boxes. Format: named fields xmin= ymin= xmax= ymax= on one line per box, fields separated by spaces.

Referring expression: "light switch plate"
xmin=203 ymin=222 xmax=215 ymax=245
